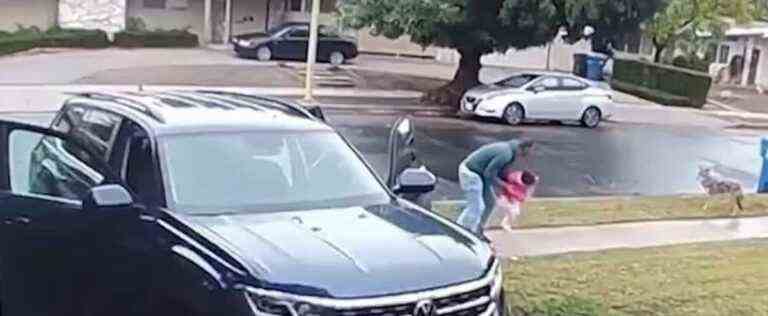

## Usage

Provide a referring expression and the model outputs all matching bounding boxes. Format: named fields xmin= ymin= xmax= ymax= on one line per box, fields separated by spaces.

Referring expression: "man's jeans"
xmin=456 ymin=162 xmax=485 ymax=233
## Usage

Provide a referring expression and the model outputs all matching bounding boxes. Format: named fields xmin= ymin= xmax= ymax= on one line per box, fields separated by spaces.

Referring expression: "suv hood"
xmin=178 ymin=203 xmax=492 ymax=298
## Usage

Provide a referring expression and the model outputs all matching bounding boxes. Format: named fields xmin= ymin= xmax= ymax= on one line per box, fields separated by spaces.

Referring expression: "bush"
xmin=113 ymin=29 xmax=199 ymax=48
xmin=38 ymin=27 xmax=110 ymax=48
xmin=0 ymin=26 xmax=110 ymax=56
xmin=672 ymin=55 xmax=710 ymax=73
xmin=611 ymin=58 xmax=712 ymax=108
xmin=0 ymin=37 xmax=38 ymax=55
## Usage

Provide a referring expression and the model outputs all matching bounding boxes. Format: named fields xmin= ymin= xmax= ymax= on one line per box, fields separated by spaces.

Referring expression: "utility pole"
xmin=304 ymin=0 xmax=321 ymax=102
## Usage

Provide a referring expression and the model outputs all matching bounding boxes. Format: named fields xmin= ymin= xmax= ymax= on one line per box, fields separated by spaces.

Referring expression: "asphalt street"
xmin=3 ymin=110 xmax=761 ymax=201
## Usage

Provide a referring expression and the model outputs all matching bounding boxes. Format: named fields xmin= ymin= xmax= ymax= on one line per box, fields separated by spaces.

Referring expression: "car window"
xmin=81 ymin=108 xmax=122 ymax=145
xmin=319 ymin=26 xmax=339 ymax=38
xmin=160 ymin=131 xmax=390 ymax=214
xmin=533 ymin=77 xmax=560 ymax=90
xmin=561 ymin=78 xmax=587 ymax=90
xmin=125 ymin=136 xmax=155 ymax=202
xmin=9 ymin=130 xmax=105 ymax=203
xmin=495 ymin=74 xmax=540 ymax=88
xmin=287 ymin=28 xmax=310 ymax=38
xmin=70 ymin=106 xmax=122 ymax=161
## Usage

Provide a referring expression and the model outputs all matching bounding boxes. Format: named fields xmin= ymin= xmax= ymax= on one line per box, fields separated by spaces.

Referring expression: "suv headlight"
xmin=245 ymin=288 xmax=332 ymax=316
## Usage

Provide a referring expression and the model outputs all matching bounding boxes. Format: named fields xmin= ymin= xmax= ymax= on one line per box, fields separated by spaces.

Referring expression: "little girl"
xmin=498 ymin=170 xmax=538 ymax=231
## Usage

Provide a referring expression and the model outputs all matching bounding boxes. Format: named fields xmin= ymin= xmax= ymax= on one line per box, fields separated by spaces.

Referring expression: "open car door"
xmin=386 ymin=117 xmax=436 ymax=205
xmin=0 ymin=120 xmax=141 ymax=315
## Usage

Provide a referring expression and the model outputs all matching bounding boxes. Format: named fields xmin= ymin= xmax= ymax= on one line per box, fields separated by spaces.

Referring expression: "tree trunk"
xmin=654 ymin=46 xmax=664 ymax=63
xmin=652 ymin=37 xmax=665 ymax=63
xmin=423 ymin=47 xmax=483 ymax=109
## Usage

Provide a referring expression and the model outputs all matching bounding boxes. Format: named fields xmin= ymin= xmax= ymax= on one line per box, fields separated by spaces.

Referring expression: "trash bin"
xmin=759 ymin=137 xmax=768 ymax=193
xmin=573 ymin=53 xmax=588 ymax=78
xmin=586 ymin=55 xmax=606 ymax=81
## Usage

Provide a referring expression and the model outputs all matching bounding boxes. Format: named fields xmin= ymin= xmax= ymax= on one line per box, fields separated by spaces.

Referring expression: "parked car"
xmin=234 ymin=23 xmax=358 ymax=65
xmin=0 ymin=91 xmax=504 ymax=316
xmin=461 ymin=72 xmax=614 ymax=128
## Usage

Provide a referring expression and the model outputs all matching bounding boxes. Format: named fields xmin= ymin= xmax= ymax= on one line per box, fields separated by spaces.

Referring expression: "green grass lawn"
xmin=503 ymin=239 xmax=768 ymax=316
xmin=432 ymin=195 xmax=768 ymax=229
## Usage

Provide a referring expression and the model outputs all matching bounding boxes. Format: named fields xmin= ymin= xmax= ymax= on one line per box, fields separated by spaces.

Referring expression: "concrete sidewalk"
xmin=487 ymin=215 xmax=768 ymax=257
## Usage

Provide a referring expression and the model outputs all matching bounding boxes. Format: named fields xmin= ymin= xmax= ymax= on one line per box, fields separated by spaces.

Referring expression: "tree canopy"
xmin=645 ymin=0 xmax=757 ymax=62
xmin=340 ymin=0 xmax=664 ymax=106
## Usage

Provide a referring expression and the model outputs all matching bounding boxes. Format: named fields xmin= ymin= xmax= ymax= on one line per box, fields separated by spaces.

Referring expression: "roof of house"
xmin=726 ymin=22 xmax=768 ymax=38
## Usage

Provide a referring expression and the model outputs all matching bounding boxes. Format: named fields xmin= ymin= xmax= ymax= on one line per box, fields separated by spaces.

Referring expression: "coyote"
xmin=698 ymin=166 xmax=744 ymax=215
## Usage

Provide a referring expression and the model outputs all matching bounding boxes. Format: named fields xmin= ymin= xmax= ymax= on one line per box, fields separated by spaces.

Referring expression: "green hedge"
xmin=672 ymin=55 xmax=710 ymax=73
xmin=0 ymin=27 xmax=109 ymax=56
xmin=113 ymin=30 xmax=198 ymax=48
xmin=611 ymin=58 xmax=712 ymax=108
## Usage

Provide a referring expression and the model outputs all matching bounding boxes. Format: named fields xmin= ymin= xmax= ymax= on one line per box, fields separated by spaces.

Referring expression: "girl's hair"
xmin=521 ymin=170 xmax=538 ymax=186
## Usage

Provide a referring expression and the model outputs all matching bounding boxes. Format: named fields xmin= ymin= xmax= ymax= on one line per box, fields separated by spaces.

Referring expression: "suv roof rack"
xmin=194 ymin=90 xmax=316 ymax=119
xmin=73 ymin=92 xmax=166 ymax=123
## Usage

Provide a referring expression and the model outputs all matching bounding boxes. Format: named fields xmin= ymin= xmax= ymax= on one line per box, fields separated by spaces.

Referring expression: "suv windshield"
xmin=495 ymin=74 xmax=540 ymax=88
xmin=160 ymin=131 xmax=390 ymax=214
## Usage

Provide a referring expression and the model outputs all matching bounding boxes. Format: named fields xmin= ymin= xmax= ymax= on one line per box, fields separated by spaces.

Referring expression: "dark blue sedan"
xmin=234 ymin=22 xmax=358 ymax=65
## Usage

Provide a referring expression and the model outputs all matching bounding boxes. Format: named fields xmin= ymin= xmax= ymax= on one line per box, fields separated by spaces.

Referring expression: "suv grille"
xmin=337 ymin=285 xmax=491 ymax=316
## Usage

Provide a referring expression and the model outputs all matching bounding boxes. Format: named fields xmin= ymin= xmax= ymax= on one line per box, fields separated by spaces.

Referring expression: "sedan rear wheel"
xmin=256 ymin=46 xmax=272 ymax=61
xmin=581 ymin=106 xmax=602 ymax=128
xmin=503 ymin=103 xmax=525 ymax=126
xmin=329 ymin=51 xmax=345 ymax=65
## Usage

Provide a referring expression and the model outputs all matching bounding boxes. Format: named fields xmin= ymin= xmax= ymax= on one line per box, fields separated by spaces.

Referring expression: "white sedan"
xmin=461 ymin=72 xmax=613 ymax=128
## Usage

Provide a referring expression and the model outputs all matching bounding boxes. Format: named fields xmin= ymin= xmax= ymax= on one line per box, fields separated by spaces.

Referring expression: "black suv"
xmin=0 ymin=91 xmax=503 ymax=316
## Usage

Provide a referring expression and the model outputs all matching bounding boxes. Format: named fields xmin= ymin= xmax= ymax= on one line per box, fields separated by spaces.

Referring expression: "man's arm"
xmin=483 ymin=149 xmax=515 ymax=190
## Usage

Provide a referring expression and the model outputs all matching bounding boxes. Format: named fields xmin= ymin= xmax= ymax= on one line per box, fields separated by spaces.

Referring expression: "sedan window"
xmin=561 ymin=78 xmax=588 ymax=90
xmin=495 ymin=74 xmax=540 ymax=88
xmin=287 ymin=28 xmax=310 ymax=38
xmin=531 ymin=77 xmax=560 ymax=90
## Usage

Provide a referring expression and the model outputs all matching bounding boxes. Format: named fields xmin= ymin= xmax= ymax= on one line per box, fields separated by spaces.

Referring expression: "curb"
xmin=726 ymin=123 xmax=768 ymax=130
xmin=707 ymin=98 xmax=748 ymax=113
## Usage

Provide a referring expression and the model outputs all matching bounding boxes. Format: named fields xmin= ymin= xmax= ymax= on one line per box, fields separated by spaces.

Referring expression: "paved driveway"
xmin=0 ymin=48 xmax=265 ymax=84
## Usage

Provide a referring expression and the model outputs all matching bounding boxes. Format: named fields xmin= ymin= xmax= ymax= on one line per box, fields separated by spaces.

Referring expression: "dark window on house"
xmin=144 ymin=0 xmax=166 ymax=9
xmin=322 ymin=0 xmax=337 ymax=13
xmin=301 ymin=0 xmax=337 ymax=13
xmin=719 ymin=45 xmax=731 ymax=63
xmin=288 ymin=0 xmax=302 ymax=11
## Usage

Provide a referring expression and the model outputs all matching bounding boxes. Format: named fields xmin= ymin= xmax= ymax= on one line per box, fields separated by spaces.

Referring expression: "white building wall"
xmin=0 ymin=0 xmax=58 ymax=32
xmin=435 ymin=37 xmax=592 ymax=72
xmin=127 ymin=0 xmax=205 ymax=35
xmin=231 ymin=0 xmax=268 ymax=35
xmin=59 ymin=0 xmax=127 ymax=35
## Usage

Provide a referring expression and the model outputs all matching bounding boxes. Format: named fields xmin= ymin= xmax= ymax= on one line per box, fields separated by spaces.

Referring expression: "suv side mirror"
xmin=83 ymin=184 xmax=133 ymax=210
xmin=530 ymin=86 xmax=546 ymax=93
xmin=393 ymin=167 xmax=436 ymax=194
